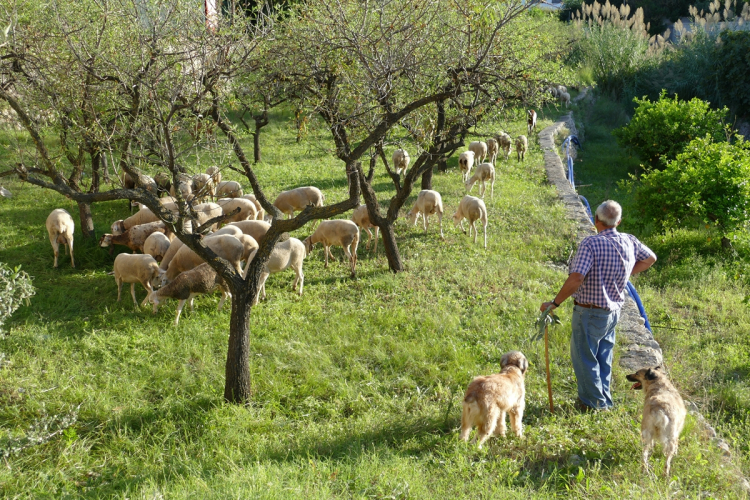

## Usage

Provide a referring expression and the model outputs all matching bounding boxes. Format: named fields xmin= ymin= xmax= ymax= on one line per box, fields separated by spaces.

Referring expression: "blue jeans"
xmin=570 ymin=305 xmax=621 ymax=409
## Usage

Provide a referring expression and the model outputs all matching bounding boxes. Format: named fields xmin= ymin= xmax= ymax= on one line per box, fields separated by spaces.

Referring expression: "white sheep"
xmin=458 ymin=151 xmax=476 ymax=182
xmin=143 ymin=232 xmax=172 ymax=262
xmin=273 ymin=186 xmax=324 ymax=224
xmin=516 ymin=135 xmax=528 ymax=162
xmin=244 ymin=237 xmax=306 ymax=305
xmin=496 ymin=132 xmax=512 ymax=161
xmin=241 ymin=194 xmax=265 ymax=220
xmin=149 ymin=263 xmax=230 ymax=325
xmin=153 ymin=172 xmax=171 ymax=195
xmin=559 ymin=91 xmax=571 ymax=108
xmin=99 ymin=221 xmax=168 ymax=254
xmin=237 ymin=234 xmax=259 ymax=263
xmin=405 ymin=190 xmax=444 ymax=238
xmin=469 ymin=141 xmax=488 ymax=167
xmin=486 ymin=138 xmax=499 ymax=165
xmin=111 ymin=202 xmax=178 ymax=235
xmin=170 ymin=173 xmax=194 ymax=200
xmin=453 ymin=195 xmax=488 ymax=248
xmin=556 ymin=84 xmax=567 ymax=94
xmin=215 ymin=180 xmax=243 ymax=198
xmin=547 ymin=86 xmax=559 ymax=98
xmin=164 ymin=234 xmax=244 ymax=283
xmin=303 ymin=220 xmax=360 ymax=277
xmin=191 ymin=202 xmax=223 ymax=232
xmin=206 ymin=166 xmax=222 ymax=186
xmin=392 ymin=149 xmax=410 ymax=175
xmin=465 ymin=163 xmax=496 ymax=199
xmin=351 ymin=204 xmax=379 ymax=254
xmin=211 ymin=225 xmax=243 ymax=238
xmin=228 ymin=220 xmax=271 ymax=246
xmin=527 ymin=109 xmax=537 ymax=135
xmin=159 ymin=238 xmax=184 ymax=272
xmin=216 ymin=198 xmax=257 ymax=225
xmin=46 ymin=208 xmax=75 ymax=268
xmin=192 ymin=173 xmax=215 ymax=202
xmin=113 ymin=253 xmax=163 ymax=307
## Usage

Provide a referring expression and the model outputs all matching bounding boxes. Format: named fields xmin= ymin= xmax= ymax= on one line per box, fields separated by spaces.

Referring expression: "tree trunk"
xmin=77 ymin=201 xmax=95 ymax=240
xmin=224 ymin=288 xmax=253 ymax=403
xmin=379 ymin=221 xmax=404 ymax=272
xmin=253 ymin=127 xmax=261 ymax=164
xmin=421 ymin=165 xmax=433 ymax=190
xmin=436 ymin=157 xmax=448 ymax=172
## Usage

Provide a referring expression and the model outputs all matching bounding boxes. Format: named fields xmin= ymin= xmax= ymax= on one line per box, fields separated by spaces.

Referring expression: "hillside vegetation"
xmin=0 ymin=107 xmax=746 ymax=498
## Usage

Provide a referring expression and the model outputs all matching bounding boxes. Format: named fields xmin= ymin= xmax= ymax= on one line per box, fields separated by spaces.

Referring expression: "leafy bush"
xmin=613 ymin=91 xmax=728 ymax=168
xmin=632 ymin=136 xmax=750 ymax=243
xmin=0 ymin=263 xmax=35 ymax=335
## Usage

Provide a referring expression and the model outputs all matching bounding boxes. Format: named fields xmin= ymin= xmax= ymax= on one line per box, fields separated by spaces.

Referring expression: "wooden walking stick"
xmin=544 ymin=323 xmax=554 ymax=413
xmin=534 ymin=305 xmax=560 ymax=414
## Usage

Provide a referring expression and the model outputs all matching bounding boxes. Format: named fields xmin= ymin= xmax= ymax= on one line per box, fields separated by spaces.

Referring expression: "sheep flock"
xmin=41 ymin=110 xmax=543 ymax=325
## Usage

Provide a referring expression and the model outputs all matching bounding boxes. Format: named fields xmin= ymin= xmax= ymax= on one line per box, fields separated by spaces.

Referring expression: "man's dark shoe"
xmin=575 ymin=397 xmax=597 ymax=413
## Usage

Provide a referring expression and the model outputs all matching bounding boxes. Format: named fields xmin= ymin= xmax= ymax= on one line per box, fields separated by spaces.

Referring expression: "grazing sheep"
xmin=515 ymin=135 xmax=528 ymax=162
xmin=303 ymin=219 xmax=360 ymax=277
xmin=192 ymin=173 xmax=215 ymax=202
xmin=215 ymin=180 xmax=243 ymax=198
xmin=0 ymin=185 xmax=12 ymax=198
xmin=169 ymin=173 xmax=194 ymax=200
xmin=143 ymin=232 xmax=172 ymax=262
xmin=392 ymin=149 xmax=410 ymax=175
xmin=153 ymin=172 xmax=171 ymax=195
xmin=99 ymin=221 xmax=168 ymax=254
xmin=241 ymin=194 xmax=265 ymax=220
xmin=486 ymin=138 xmax=499 ymax=165
xmin=237 ymin=234 xmax=259 ymax=263
xmin=113 ymin=253 xmax=163 ymax=307
xmin=206 ymin=165 xmax=222 ymax=186
xmin=159 ymin=238 xmax=184 ymax=271
xmin=228 ymin=220 xmax=271 ymax=246
xmin=191 ymin=202 xmax=223 ymax=232
xmin=453 ymin=195 xmax=488 ymax=248
xmin=527 ymin=109 xmax=537 ymax=135
xmin=149 ymin=263 xmax=230 ymax=325
xmin=405 ymin=190 xmax=444 ymax=238
xmin=273 ymin=186 xmax=324 ymax=223
xmin=46 ymin=208 xmax=75 ymax=268
xmin=120 ymin=171 xmax=158 ymax=212
xmin=244 ymin=237 xmax=306 ymax=304
xmin=495 ymin=132 xmax=512 ymax=161
xmin=556 ymin=84 xmax=567 ymax=94
xmin=164 ymin=234 xmax=243 ymax=283
xmin=351 ymin=204 xmax=379 ymax=254
xmin=547 ymin=86 xmax=559 ymax=98
xmin=216 ymin=198 xmax=257 ymax=225
xmin=211 ymin=225 xmax=243 ymax=238
xmin=559 ymin=91 xmax=571 ymax=108
xmin=111 ymin=202 xmax=178 ymax=235
xmin=465 ymin=163 xmax=496 ymax=199
xmin=458 ymin=151 xmax=476 ymax=182
xmin=469 ymin=141 xmax=488 ymax=167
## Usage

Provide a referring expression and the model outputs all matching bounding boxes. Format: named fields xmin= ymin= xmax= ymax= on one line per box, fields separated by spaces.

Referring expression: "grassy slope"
xmin=573 ymin=95 xmax=750 ymax=481
xmin=0 ymin=107 xmax=745 ymax=498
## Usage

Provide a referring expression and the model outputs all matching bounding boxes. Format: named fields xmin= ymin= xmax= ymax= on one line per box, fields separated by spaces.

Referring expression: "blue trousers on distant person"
xmin=570 ymin=305 xmax=621 ymax=410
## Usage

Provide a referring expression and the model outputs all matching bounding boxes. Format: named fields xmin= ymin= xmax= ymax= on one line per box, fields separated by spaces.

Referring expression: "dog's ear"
xmin=645 ymin=368 xmax=658 ymax=381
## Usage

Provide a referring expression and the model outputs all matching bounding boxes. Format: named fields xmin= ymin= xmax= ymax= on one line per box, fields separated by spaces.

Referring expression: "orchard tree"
xmin=273 ymin=0 xmax=566 ymax=272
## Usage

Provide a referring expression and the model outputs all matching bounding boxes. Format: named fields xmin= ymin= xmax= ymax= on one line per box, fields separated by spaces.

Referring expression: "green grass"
xmin=0 ymin=107 xmax=746 ymax=498
xmin=572 ymin=93 xmax=750 ymax=482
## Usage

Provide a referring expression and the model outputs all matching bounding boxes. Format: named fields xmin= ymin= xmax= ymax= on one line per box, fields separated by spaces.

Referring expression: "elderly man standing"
xmin=540 ymin=200 xmax=657 ymax=411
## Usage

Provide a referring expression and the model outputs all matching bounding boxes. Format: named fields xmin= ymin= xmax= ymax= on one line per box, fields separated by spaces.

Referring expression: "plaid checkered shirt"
xmin=569 ymin=228 xmax=656 ymax=311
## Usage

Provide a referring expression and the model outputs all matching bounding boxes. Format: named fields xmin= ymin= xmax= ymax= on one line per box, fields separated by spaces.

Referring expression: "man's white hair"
xmin=595 ymin=200 xmax=622 ymax=227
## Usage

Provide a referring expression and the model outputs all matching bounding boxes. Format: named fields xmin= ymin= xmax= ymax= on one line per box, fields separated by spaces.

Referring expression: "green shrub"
xmin=715 ymin=30 xmax=750 ymax=119
xmin=613 ymin=90 xmax=728 ymax=168
xmin=632 ymin=135 xmax=750 ymax=243
xmin=0 ymin=263 xmax=35 ymax=335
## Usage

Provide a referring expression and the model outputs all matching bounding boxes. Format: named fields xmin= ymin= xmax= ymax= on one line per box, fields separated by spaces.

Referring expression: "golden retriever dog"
xmin=460 ymin=351 xmax=528 ymax=448
xmin=626 ymin=366 xmax=687 ymax=475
